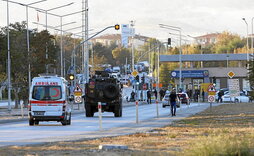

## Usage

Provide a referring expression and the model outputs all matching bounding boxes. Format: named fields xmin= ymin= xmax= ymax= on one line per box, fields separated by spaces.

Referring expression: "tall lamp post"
xmin=36 ymin=2 xmax=74 ymax=75
xmin=242 ymin=18 xmax=249 ymax=63
xmin=4 ymin=0 xmax=48 ymax=94
xmin=159 ymin=24 xmax=183 ymax=91
xmin=130 ymin=20 xmax=135 ymax=72
xmin=251 ymin=17 xmax=254 ymax=60
xmin=6 ymin=0 xmax=11 ymax=111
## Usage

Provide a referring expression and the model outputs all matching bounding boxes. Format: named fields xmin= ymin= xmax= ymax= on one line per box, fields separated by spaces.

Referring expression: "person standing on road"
xmin=218 ymin=90 xmax=224 ymax=103
xmin=159 ymin=88 xmax=165 ymax=101
xmin=202 ymin=89 xmax=205 ymax=102
xmin=154 ymin=89 xmax=158 ymax=100
xmin=169 ymin=89 xmax=177 ymax=116
xmin=147 ymin=90 xmax=152 ymax=104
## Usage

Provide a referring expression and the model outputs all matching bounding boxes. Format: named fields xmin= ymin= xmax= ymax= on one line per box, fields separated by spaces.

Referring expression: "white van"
xmin=28 ymin=74 xmax=72 ymax=126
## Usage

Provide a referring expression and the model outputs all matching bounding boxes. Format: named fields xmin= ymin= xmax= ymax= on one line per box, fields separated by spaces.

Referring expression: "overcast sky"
xmin=1 ymin=0 xmax=254 ymax=42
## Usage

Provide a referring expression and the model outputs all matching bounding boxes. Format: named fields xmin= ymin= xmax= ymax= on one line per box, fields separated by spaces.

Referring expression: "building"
xmin=194 ymin=33 xmax=220 ymax=46
xmin=160 ymin=53 xmax=250 ymax=92
xmin=91 ymin=34 xmax=150 ymax=50
xmin=91 ymin=34 xmax=121 ymax=47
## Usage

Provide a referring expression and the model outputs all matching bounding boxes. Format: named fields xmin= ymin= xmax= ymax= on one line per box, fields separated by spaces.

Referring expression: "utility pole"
xmin=130 ymin=20 xmax=135 ymax=72
xmin=82 ymin=0 xmax=85 ymax=74
xmin=6 ymin=0 xmax=11 ymax=112
xmin=84 ymin=0 xmax=89 ymax=83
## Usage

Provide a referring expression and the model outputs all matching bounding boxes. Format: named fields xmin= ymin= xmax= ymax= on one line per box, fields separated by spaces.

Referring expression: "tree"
xmin=0 ymin=22 xmax=59 ymax=107
xmin=92 ymin=42 xmax=117 ymax=65
xmin=212 ymin=31 xmax=244 ymax=54
xmin=112 ymin=47 xmax=131 ymax=66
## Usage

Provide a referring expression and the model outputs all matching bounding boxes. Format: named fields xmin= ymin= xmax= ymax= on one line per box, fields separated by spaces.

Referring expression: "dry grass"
xmin=1 ymin=103 xmax=254 ymax=156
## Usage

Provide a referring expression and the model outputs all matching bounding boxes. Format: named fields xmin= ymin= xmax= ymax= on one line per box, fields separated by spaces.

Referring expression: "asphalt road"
xmin=0 ymin=102 xmax=217 ymax=147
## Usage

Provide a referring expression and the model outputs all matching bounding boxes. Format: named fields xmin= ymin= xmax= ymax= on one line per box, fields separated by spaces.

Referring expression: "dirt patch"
xmin=1 ymin=103 xmax=254 ymax=156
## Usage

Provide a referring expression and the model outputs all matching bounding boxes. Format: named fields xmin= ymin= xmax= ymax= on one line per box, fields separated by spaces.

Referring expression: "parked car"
xmin=162 ymin=94 xmax=180 ymax=108
xmin=222 ymin=91 xmax=250 ymax=103
xmin=234 ymin=92 xmax=250 ymax=103
xmin=177 ymin=93 xmax=190 ymax=105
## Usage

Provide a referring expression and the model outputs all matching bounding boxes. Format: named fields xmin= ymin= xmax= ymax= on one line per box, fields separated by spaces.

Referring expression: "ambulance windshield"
xmin=32 ymin=86 xmax=62 ymax=100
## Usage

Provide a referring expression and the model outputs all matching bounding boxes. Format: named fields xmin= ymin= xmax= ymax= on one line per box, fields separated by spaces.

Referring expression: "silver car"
xmin=162 ymin=94 xmax=180 ymax=108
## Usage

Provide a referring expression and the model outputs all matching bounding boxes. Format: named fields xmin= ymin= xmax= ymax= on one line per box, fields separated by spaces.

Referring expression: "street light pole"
xmin=37 ymin=2 xmax=74 ymax=74
xmin=242 ymin=18 xmax=249 ymax=62
xmin=3 ymin=0 xmax=47 ymax=112
xmin=130 ymin=20 xmax=135 ymax=72
xmin=37 ymin=10 xmax=85 ymax=77
xmin=252 ymin=17 xmax=254 ymax=59
xmin=159 ymin=24 xmax=183 ymax=91
xmin=6 ymin=0 xmax=11 ymax=112
xmin=84 ymin=0 xmax=89 ymax=83
xmin=25 ymin=1 xmax=47 ymax=92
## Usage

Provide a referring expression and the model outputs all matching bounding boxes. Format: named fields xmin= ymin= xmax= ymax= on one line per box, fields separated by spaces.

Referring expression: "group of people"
xmin=130 ymin=88 xmax=177 ymax=116
xmin=186 ymin=89 xmax=205 ymax=102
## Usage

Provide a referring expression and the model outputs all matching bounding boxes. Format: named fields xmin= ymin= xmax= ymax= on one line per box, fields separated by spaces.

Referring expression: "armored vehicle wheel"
xmin=34 ymin=120 xmax=39 ymax=125
xmin=103 ymin=83 xmax=119 ymax=99
xmin=29 ymin=118 xmax=34 ymax=126
xmin=114 ymin=104 xmax=122 ymax=117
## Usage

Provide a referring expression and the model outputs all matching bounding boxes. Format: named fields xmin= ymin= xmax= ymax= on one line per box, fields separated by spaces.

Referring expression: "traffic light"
xmin=212 ymin=76 xmax=216 ymax=84
xmin=115 ymin=24 xmax=120 ymax=30
xmin=68 ymin=74 xmax=75 ymax=81
xmin=168 ymin=38 xmax=171 ymax=45
xmin=135 ymin=75 xmax=139 ymax=82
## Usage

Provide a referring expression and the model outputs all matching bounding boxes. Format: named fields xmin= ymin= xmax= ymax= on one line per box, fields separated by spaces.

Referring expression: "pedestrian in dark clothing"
xmin=130 ymin=91 xmax=135 ymax=102
xmin=169 ymin=90 xmax=177 ymax=116
xmin=154 ymin=89 xmax=158 ymax=100
xmin=202 ymin=89 xmax=205 ymax=102
xmin=159 ymin=89 xmax=165 ymax=101
xmin=218 ymin=90 xmax=224 ymax=103
xmin=147 ymin=90 xmax=152 ymax=104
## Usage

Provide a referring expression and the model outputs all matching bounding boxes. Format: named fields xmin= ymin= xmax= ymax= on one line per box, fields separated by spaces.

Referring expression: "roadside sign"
xmin=74 ymin=84 xmax=82 ymax=104
xmin=227 ymin=71 xmax=235 ymax=79
xmin=74 ymin=84 xmax=82 ymax=92
xmin=208 ymin=95 xmax=215 ymax=102
xmin=207 ymin=84 xmax=215 ymax=92
xmin=131 ymin=70 xmax=138 ymax=77
xmin=207 ymin=84 xmax=216 ymax=95
xmin=228 ymin=79 xmax=240 ymax=97
xmin=74 ymin=91 xmax=82 ymax=96
xmin=74 ymin=96 xmax=82 ymax=103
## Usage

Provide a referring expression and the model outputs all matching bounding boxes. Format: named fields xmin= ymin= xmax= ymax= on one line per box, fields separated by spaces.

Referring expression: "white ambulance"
xmin=28 ymin=74 xmax=72 ymax=126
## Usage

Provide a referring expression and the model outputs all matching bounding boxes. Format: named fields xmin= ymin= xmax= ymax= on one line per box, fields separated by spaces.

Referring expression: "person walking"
xmin=202 ymin=89 xmax=205 ymax=102
xmin=154 ymin=89 xmax=158 ymax=100
xmin=218 ymin=90 xmax=224 ymax=103
xmin=159 ymin=89 xmax=164 ymax=101
xmin=147 ymin=90 xmax=152 ymax=104
xmin=169 ymin=89 xmax=177 ymax=116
